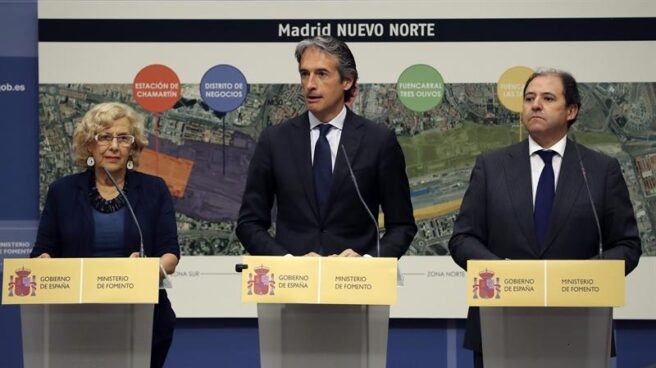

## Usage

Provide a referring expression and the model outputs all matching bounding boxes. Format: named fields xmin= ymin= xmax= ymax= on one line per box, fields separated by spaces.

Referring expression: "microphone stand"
xmin=340 ymin=144 xmax=381 ymax=258
xmin=570 ymin=134 xmax=604 ymax=259
xmin=102 ymin=166 xmax=145 ymax=258
xmin=339 ymin=145 xmax=404 ymax=285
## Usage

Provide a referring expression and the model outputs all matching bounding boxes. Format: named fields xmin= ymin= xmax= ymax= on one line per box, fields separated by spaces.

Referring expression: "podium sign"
xmin=2 ymin=258 xmax=159 ymax=304
xmin=241 ymin=256 xmax=397 ymax=305
xmin=241 ymin=256 xmax=320 ymax=304
xmin=467 ymin=260 xmax=624 ymax=307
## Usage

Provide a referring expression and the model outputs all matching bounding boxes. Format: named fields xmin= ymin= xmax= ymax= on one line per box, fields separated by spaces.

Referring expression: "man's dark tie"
xmin=313 ymin=124 xmax=333 ymax=216
xmin=534 ymin=150 xmax=556 ymax=251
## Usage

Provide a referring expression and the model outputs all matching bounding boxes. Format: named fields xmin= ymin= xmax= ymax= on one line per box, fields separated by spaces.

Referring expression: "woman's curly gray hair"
xmin=72 ymin=102 xmax=148 ymax=168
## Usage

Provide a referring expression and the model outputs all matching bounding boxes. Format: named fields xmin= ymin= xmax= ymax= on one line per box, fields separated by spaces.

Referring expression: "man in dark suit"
xmin=236 ymin=36 xmax=416 ymax=257
xmin=448 ymin=69 xmax=642 ymax=367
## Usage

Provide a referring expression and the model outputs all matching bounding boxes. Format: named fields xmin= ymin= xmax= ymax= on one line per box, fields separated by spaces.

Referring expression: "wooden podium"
xmin=2 ymin=258 xmax=160 ymax=368
xmin=238 ymin=256 xmax=398 ymax=368
xmin=467 ymin=260 xmax=625 ymax=368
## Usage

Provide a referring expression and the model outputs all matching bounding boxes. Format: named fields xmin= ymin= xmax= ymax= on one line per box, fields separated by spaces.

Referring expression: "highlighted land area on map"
xmin=137 ymin=148 xmax=193 ymax=198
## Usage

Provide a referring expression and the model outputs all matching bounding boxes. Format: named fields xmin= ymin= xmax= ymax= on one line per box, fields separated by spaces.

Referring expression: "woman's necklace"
xmin=89 ymin=172 xmax=127 ymax=213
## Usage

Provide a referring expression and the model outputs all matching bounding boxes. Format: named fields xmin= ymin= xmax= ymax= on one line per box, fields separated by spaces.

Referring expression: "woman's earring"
xmin=126 ymin=156 xmax=134 ymax=170
xmin=86 ymin=156 xmax=95 ymax=167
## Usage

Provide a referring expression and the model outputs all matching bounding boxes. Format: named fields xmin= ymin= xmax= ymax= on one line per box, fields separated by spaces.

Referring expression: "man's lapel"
xmin=326 ymin=109 xmax=365 ymax=218
xmin=505 ymin=140 xmax=540 ymax=254
xmin=289 ymin=113 xmax=321 ymax=220
xmin=543 ymin=139 xmax=584 ymax=251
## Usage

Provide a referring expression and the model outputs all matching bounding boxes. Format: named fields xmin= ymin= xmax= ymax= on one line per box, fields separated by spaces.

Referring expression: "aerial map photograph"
xmin=39 ymin=82 xmax=656 ymax=257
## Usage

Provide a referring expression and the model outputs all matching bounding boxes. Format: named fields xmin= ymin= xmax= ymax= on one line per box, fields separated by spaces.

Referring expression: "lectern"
xmin=21 ymin=304 xmax=154 ymax=368
xmin=239 ymin=256 xmax=397 ymax=368
xmin=2 ymin=258 xmax=160 ymax=368
xmin=467 ymin=260 xmax=624 ymax=368
xmin=480 ymin=306 xmax=612 ymax=368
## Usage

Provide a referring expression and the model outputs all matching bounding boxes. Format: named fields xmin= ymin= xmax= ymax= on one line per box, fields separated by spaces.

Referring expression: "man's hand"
xmin=304 ymin=251 xmax=320 ymax=257
xmin=37 ymin=253 xmax=51 ymax=259
xmin=334 ymin=249 xmax=361 ymax=257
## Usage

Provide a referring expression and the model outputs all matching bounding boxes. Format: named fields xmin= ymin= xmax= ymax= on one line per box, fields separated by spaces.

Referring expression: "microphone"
xmin=102 ymin=166 xmax=145 ymax=258
xmin=570 ymin=135 xmax=603 ymax=259
xmin=340 ymin=144 xmax=381 ymax=257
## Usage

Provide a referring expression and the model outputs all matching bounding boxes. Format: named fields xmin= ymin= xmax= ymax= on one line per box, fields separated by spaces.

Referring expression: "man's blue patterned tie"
xmin=534 ymin=150 xmax=556 ymax=252
xmin=313 ymin=124 xmax=333 ymax=217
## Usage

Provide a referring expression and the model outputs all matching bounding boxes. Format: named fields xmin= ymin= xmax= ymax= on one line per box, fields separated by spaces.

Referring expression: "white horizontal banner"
xmin=167 ymin=256 xmax=656 ymax=319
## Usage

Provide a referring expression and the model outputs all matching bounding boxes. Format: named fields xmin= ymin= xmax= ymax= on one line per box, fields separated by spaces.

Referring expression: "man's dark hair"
xmin=295 ymin=36 xmax=358 ymax=102
xmin=523 ymin=69 xmax=581 ymax=126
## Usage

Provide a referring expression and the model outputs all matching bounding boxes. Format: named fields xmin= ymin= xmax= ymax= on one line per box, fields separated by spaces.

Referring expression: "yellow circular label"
xmin=497 ymin=66 xmax=534 ymax=113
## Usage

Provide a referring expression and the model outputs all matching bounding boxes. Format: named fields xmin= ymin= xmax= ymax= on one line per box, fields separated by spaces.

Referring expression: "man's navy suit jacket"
xmin=449 ymin=138 xmax=642 ymax=352
xmin=237 ymin=109 xmax=417 ymax=257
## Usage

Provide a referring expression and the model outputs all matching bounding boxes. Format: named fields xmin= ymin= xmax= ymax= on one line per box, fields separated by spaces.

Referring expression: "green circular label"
xmin=396 ymin=64 xmax=445 ymax=112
